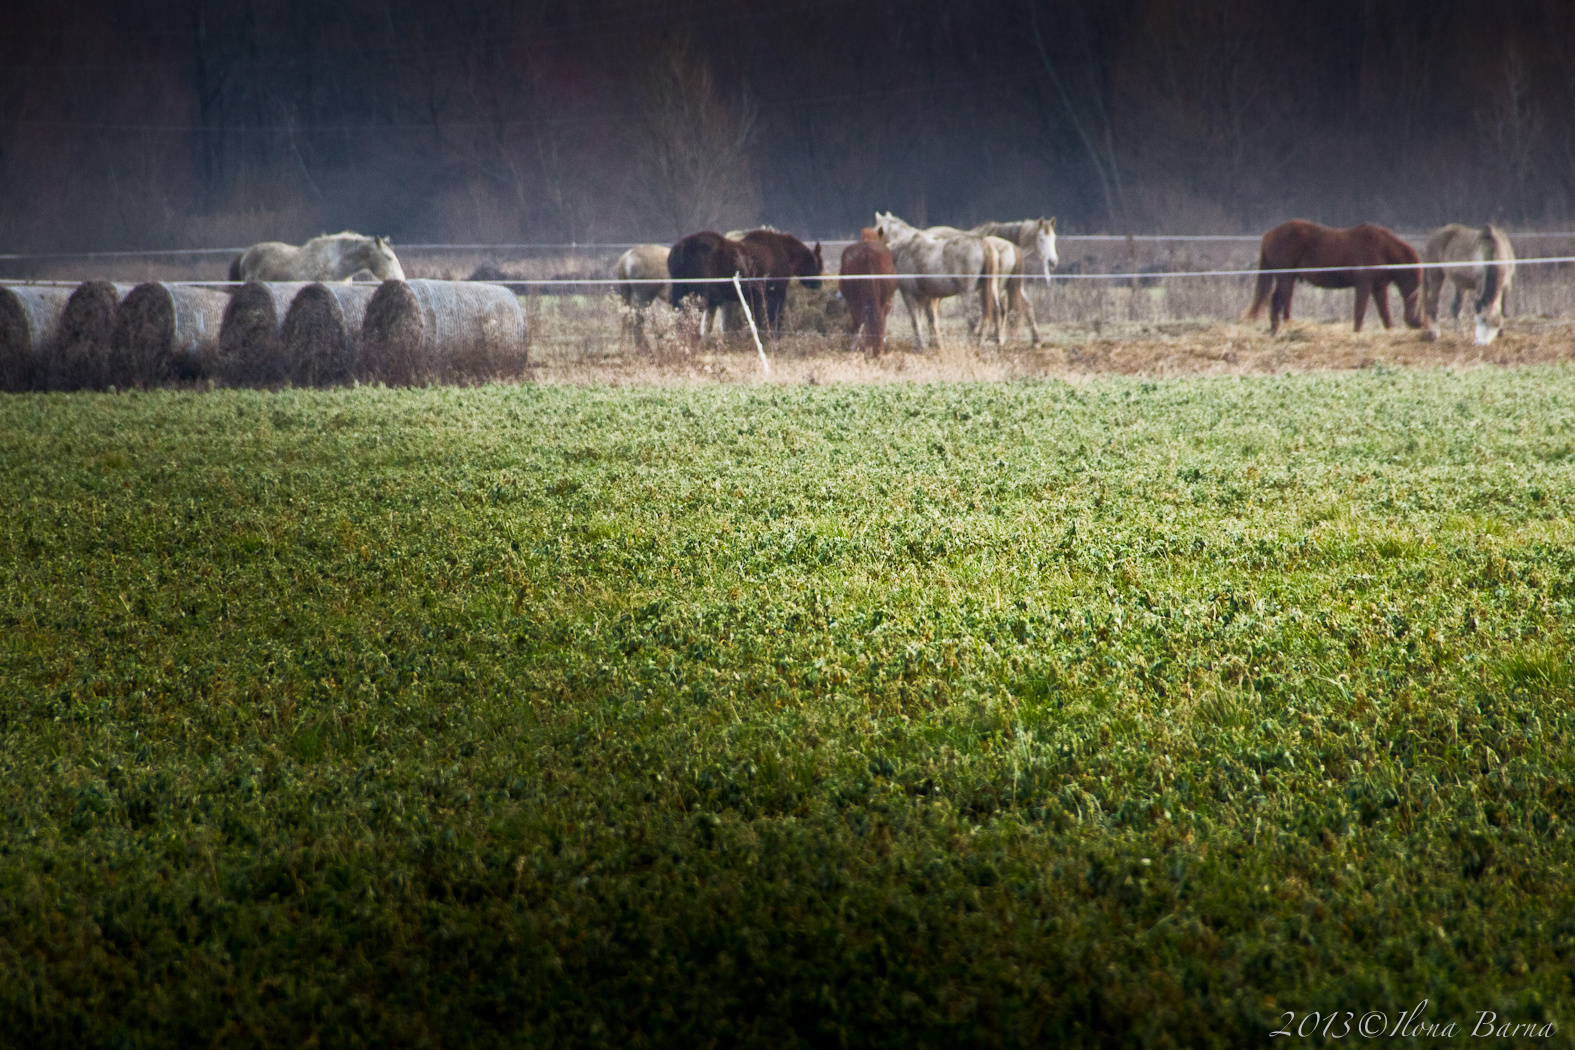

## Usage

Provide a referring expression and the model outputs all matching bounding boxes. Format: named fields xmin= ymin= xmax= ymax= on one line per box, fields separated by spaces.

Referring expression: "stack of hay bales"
xmin=279 ymin=282 xmax=378 ymax=387
xmin=52 ymin=281 xmax=134 ymax=390
xmin=361 ymin=278 xmax=527 ymax=385
xmin=0 ymin=284 xmax=73 ymax=391
xmin=109 ymin=282 xmax=228 ymax=387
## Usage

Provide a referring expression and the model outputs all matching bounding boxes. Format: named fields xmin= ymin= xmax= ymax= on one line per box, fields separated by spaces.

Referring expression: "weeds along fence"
xmin=0 ymin=279 xmax=529 ymax=392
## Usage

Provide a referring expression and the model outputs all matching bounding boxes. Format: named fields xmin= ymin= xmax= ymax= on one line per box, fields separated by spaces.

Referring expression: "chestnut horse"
xmin=839 ymin=228 xmax=896 ymax=352
xmin=1244 ymin=220 xmax=1422 ymax=334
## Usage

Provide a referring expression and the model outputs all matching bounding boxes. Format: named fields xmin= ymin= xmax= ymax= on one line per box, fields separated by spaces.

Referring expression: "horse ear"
xmin=375 ymin=235 xmax=386 ymax=249
xmin=1047 ymin=217 xmax=1057 ymax=230
xmin=814 ymin=242 xmax=822 ymax=260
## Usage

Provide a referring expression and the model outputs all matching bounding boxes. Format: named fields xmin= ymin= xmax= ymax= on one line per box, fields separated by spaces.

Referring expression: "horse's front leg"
xmin=1373 ymin=281 xmax=1394 ymax=329
xmin=927 ymin=298 xmax=945 ymax=351
xmin=1352 ymin=281 xmax=1371 ymax=331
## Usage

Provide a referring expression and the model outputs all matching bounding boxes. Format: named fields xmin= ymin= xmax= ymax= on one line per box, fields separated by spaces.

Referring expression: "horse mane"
xmin=1476 ymin=225 xmax=1504 ymax=313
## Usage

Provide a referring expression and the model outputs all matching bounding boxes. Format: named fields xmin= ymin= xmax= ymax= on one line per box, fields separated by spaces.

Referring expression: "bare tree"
xmin=631 ymin=39 xmax=758 ymax=239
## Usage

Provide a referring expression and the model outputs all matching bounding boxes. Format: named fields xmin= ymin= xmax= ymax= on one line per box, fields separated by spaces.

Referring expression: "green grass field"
xmin=2 ymin=369 xmax=1573 ymax=1047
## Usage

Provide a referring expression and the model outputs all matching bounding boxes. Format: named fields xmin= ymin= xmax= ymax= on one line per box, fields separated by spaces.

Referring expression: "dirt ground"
xmin=528 ymin=314 xmax=1575 ymax=386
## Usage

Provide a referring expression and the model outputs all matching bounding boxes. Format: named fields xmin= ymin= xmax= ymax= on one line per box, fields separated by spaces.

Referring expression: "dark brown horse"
xmin=839 ymin=228 xmax=896 ymax=352
xmin=1244 ymin=220 xmax=1422 ymax=334
xmin=739 ymin=229 xmax=823 ymax=336
xmin=668 ymin=232 xmax=765 ymax=344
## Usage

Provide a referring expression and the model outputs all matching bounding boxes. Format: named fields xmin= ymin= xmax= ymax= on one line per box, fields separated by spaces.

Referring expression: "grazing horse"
xmin=230 ymin=232 xmax=405 ymax=283
xmin=615 ymin=244 xmax=671 ymax=348
xmin=877 ymin=212 xmax=999 ymax=351
xmin=1244 ymin=220 xmax=1422 ymax=334
xmin=1422 ymin=224 xmax=1516 ymax=345
xmin=839 ymin=228 xmax=897 ymax=352
xmin=738 ymin=230 xmax=822 ymax=337
xmin=972 ymin=219 xmax=1057 ymax=344
xmin=668 ymin=232 xmax=764 ymax=345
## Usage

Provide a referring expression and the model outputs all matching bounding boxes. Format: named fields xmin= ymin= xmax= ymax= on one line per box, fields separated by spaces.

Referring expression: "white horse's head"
xmin=874 ymin=212 xmax=914 ymax=246
xmin=1036 ymin=217 xmax=1059 ymax=279
xmin=367 ymin=235 xmax=405 ymax=281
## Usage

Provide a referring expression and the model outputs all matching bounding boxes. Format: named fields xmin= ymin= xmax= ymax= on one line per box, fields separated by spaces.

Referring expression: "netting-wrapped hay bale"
xmin=109 ymin=283 xmax=229 ymax=388
xmin=218 ymin=281 xmax=311 ymax=386
xmin=51 ymin=281 xmax=135 ymax=391
xmin=0 ymin=284 xmax=73 ymax=392
xmin=362 ymin=278 xmax=527 ymax=386
xmin=279 ymin=282 xmax=377 ymax=387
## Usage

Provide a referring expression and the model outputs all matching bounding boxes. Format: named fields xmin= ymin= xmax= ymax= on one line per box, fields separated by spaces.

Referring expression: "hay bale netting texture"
xmin=109 ymin=283 xmax=229 ymax=388
xmin=362 ymin=279 xmax=527 ymax=386
xmin=52 ymin=281 xmax=135 ymax=391
xmin=218 ymin=281 xmax=311 ymax=386
xmin=279 ymin=282 xmax=377 ymax=387
xmin=0 ymin=284 xmax=74 ymax=392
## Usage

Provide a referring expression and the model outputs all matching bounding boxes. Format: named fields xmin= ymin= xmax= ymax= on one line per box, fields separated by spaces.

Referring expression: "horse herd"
xmin=616 ymin=214 xmax=1060 ymax=353
xmin=620 ymin=216 xmax=1520 ymax=351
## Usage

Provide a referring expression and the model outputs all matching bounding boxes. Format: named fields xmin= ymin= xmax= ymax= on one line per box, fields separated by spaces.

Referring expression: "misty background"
xmin=3 ymin=0 xmax=1574 ymax=254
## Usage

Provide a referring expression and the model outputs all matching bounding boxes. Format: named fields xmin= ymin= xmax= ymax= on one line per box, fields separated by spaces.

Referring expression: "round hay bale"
xmin=52 ymin=281 xmax=134 ymax=391
xmin=408 ymin=278 xmax=528 ymax=382
xmin=361 ymin=279 xmax=528 ymax=386
xmin=218 ymin=281 xmax=311 ymax=387
xmin=361 ymin=279 xmax=428 ymax=386
xmin=0 ymin=284 xmax=73 ymax=392
xmin=280 ymin=282 xmax=377 ymax=386
xmin=110 ymin=283 xmax=229 ymax=388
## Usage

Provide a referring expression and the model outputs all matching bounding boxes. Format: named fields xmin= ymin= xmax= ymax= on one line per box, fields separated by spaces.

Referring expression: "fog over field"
xmin=4 ymin=0 xmax=1575 ymax=253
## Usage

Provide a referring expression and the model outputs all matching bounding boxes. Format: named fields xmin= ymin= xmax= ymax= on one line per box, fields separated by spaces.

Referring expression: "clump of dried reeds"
xmin=0 ymin=284 xmax=73 ymax=392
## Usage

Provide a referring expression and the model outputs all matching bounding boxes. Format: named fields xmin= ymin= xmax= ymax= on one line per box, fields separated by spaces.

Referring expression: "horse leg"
xmin=1017 ymin=279 xmax=1042 ymax=346
xmin=1270 ymin=276 xmax=1294 ymax=334
xmin=1373 ymin=281 xmax=1394 ymax=329
xmin=1352 ymin=281 xmax=1370 ymax=332
xmin=927 ymin=298 xmax=945 ymax=351
xmin=902 ymin=291 xmax=927 ymax=350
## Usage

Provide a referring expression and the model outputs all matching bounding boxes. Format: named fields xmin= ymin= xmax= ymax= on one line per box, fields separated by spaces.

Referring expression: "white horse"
xmin=615 ymin=244 xmax=671 ymax=347
xmin=877 ymin=212 xmax=999 ymax=351
xmin=1422 ymin=224 xmax=1516 ymax=345
xmin=230 ymin=232 xmax=405 ymax=283
xmin=971 ymin=219 xmax=1057 ymax=345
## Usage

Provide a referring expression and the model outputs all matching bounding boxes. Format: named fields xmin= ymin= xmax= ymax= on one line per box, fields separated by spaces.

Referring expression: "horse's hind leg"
xmin=1270 ymin=276 xmax=1294 ymax=334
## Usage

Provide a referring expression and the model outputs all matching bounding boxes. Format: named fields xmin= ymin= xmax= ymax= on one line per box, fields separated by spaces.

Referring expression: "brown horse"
xmin=739 ymin=230 xmax=822 ymax=336
xmin=668 ymin=232 xmax=765 ymax=344
xmin=1244 ymin=220 xmax=1422 ymax=333
xmin=839 ymin=228 xmax=896 ymax=352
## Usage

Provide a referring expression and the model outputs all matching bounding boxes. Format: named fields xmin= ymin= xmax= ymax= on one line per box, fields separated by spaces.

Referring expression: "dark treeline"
xmin=3 ymin=0 xmax=1574 ymax=252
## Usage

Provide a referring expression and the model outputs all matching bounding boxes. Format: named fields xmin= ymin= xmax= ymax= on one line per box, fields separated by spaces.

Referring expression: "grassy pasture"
xmin=1 ymin=368 xmax=1574 ymax=1047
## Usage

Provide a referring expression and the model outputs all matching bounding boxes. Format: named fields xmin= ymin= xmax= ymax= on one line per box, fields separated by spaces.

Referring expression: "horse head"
xmin=798 ymin=241 xmax=824 ymax=290
xmin=874 ymin=212 xmax=915 ymax=247
xmin=364 ymin=235 xmax=406 ymax=281
xmin=1036 ymin=218 xmax=1059 ymax=278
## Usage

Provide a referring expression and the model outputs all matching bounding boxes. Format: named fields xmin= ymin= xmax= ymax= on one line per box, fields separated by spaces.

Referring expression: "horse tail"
xmin=1243 ymin=250 xmax=1274 ymax=320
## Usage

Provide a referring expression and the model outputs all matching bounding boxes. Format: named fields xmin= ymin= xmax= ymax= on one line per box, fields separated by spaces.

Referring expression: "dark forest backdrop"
xmin=3 ymin=0 xmax=1575 ymax=251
